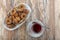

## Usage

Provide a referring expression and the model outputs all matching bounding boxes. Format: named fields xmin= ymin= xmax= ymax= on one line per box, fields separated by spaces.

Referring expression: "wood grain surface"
xmin=55 ymin=0 xmax=60 ymax=40
xmin=0 ymin=0 xmax=56 ymax=40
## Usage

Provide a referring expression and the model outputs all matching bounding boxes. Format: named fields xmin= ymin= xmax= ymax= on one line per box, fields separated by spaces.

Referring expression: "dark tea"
xmin=32 ymin=22 xmax=42 ymax=33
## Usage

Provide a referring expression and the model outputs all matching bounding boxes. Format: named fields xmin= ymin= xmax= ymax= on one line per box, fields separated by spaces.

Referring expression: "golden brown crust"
xmin=20 ymin=13 xmax=26 ymax=19
xmin=5 ymin=17 xmax=12 ymax=25
xmin=18 ymin=4 xmax=25 ymax=9
xmin=7 ymin=24 xmax=12 ymax=28
xmin=14 ymin=13 xmax=18 ymax=17
xmin=5 ymin=4 xmax=29 ymax=28
xmin=7 ymin=24 xmax=15 ymax=28
xmin=13 ymin=18 xmax=18 ymax=24
xmin=16 ymin=17 xmax=20 ymax=22
xmin=10 ymin=9 xmax=16 ymax=16
xmin=23 ymin=9 xmax=29 ymax=14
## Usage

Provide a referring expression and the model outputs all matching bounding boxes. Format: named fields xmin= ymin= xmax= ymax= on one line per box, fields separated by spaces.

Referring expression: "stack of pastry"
xmin=5 ymin=4 xmax=29 ymax=28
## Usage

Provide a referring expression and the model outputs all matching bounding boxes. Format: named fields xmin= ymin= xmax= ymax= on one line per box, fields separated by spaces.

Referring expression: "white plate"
xmin=26 ymin=20 xmax=45 ymax=38
xmin=3 ymin=3 xmax=31 ymax=31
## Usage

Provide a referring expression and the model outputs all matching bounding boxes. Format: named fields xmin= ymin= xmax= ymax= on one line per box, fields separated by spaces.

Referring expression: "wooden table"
xmin=0 ymin=0 xmax=56 ymax=40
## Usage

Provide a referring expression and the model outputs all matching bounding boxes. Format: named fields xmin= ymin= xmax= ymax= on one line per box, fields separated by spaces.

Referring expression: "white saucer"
xmin=26 ymin=20 xmax=45 ymax=38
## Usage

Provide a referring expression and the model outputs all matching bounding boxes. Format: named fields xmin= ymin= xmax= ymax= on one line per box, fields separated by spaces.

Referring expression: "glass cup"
xmin=26 ymin=19 xmax=45 ymax=38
